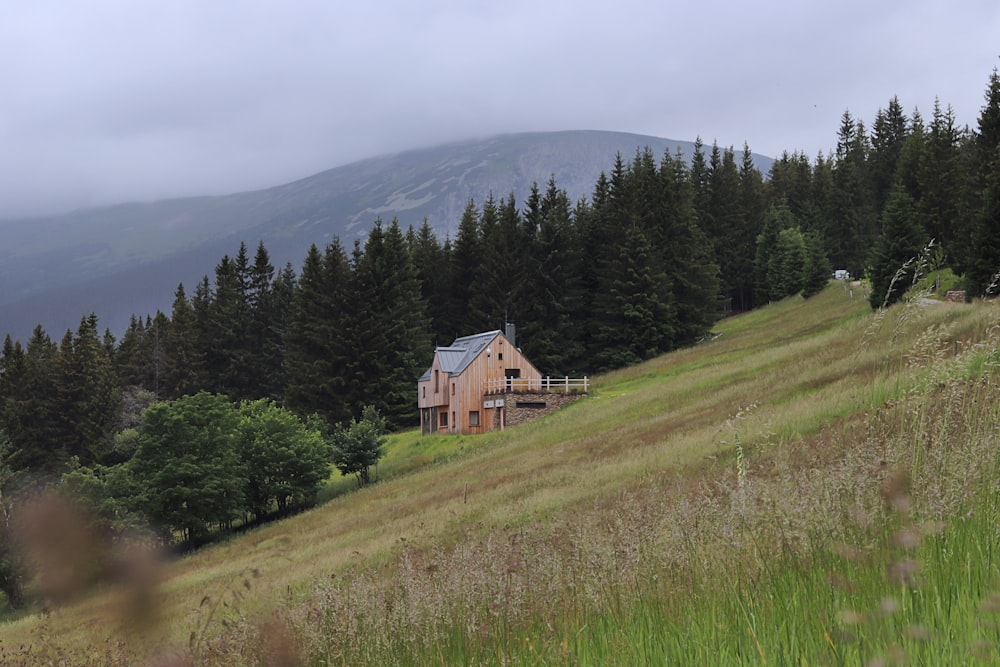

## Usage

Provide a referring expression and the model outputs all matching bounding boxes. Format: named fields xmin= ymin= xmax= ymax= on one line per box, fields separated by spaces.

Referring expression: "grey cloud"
xmin=1 ymin=0 xmax=998 ymax=218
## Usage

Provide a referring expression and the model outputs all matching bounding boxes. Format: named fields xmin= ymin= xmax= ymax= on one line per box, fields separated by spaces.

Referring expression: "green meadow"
xmin=4 ymin=281 xmax=1000 ymax=665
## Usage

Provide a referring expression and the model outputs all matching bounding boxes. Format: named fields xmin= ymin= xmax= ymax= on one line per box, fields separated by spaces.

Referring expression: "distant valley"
xmin=0 ymin=130 xmax=773 ymax=342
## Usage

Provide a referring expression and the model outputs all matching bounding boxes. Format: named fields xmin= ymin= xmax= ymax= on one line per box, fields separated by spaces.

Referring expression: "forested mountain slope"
xmin=1 ymin=131 xmax=769 ymax=341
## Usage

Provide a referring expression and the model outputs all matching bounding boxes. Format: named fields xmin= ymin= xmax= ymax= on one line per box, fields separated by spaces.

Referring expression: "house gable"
xmin=417 ymin=330 xmax=542 ymax=434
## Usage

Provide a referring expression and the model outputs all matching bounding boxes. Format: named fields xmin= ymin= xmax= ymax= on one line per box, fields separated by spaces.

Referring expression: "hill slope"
xmin=0 ymin=131 xmax=774 ymax=342
xmin=4 ymin=284 xmax=999 ymax=664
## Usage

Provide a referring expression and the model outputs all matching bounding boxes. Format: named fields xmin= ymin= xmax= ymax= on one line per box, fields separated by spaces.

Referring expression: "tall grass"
xmin=270 ymin=294 xmax=1000 ymax=666
xmin=4 ymin=286 xmax=1000 ymax=665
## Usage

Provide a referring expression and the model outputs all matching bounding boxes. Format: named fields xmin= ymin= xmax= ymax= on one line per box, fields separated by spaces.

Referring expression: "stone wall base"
xmin=492 ymin=391 xmax=585 ymax=430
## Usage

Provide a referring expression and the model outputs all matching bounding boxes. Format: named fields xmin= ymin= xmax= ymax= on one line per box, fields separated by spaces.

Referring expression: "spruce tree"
xmin=247 ymin=241 xmax=280 ymax=398
xmin=755 ymin=202 xmax=797 ymax=304
xmin=963 ymin=68 xmax=1000 ymax=295
xmin=162 ymin=283 xmax=204 ymax=398
xmin=4 ymin=327 xmax=59 ymax=472
xmin=113 ymin=315 xmax=150 ymax=390
xmin=830 ymin=111 xmax=877 ymax=276
xmin=919 ymin=100 xmax=964 ymax=262
xmin=520 ymin=177 xmax=582 ymax=374
xmin=869 ymin=96 xmax=909 ymax=214
xmin=284 ymin=241 xmax=353 ymax=426
xmin=660 ymin=149 xmax=721 ymax=345
xmin=594 ymin=222 xmax=674 ymax=371
xmin=347 ymin=219 xmax=431 ymax=427
xmin=707 ymin=144 xmax=747 ymax=312
xmin=868 ymin=184 xmax=928 ymax=308
xmin=738 ymin=143 xmax=767 ymax=310
xmin=53 ymin=315 xmax=120 ymax=466
xmin=768 ymin=227 xmax=807 ymax=300
xmin=469 ymin=193 xmax=526 ymax=331
xmin=410 ymin=219 xmax=451 ymax=344
xmin=801 ymin=230 xmax=832 ymax=298
xmin=449 ymin=200 xmax=482 ymax=335
xmin=266 ymin=263 xmax=296 ymax=402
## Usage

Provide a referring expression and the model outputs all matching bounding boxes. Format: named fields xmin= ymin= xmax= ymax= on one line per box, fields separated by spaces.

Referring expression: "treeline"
xmin=1 ymin=70 xmax=999 ymax=545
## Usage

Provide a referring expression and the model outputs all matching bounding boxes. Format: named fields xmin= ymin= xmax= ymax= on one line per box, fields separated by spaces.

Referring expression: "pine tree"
xmin=247 ymin=241 xmax=281 ymax=398
xmin=448 ymin=200 xmax=482 ymax=335
xmin=266 ymin=262 xmax=296 ymax=402
xmin=520 ymin=177 xmax=583 ymax=374
xmin=0 ymin=336 xmax=26 ymax=467
xmin=659 ymin=149 xmax=721 ymax=345
xmin=707 ymin=144 xmax=747 ymax=312
xmin=755 ymin=202 xmax=797 ymax=304
xmin=963 ymin=68 xmax=1000 ymax=295
xmin=162 ymin=283 xmax=204 ymax=398
xmin=469 ymin=193 xmax=526 ymax=331
xmin=410 ymin=219 xmax=451 ymax=344
xmin=113 ymin=315 xmax=150 ymax=390
xmin=868 ymin=184 xmax=928 ymax=308
xmin=689 ymin=137 xmax=711 ymax=228
xmin=810 ymin=152 xmax=836 ymax=240
xmin=737 ymin=143 xmax=767 ymax=310
xmin=830 ymin=111 xmax=877 ymax=276
xmin=575 ymin=170 xmax=614 ymax=362
xmin=869 ymin=96 xmax=909 ymax=214
xmin=201 ymin=248 xmax=255 ymax=399
xmin=801 ymin=230 xmax=832 ymax=298
xmin=4 ymin=327 xmax=59 ymax=472
xmin=284 ymin=241 xmax=353 ymax=426
xmin=346 ymin=219 xmax=431 ymax=427
xmin=919 ymin=100 xmax=964 ymax=262
xmin=594 ymin=222 xmax=674 ymax=371
xmin=768 ymin=227 xmax=807 ymax=300
xmin=188 ymin=275 xmax=214 ymax=393
xmin=0 ymin=336 xmax=24 ymax=409
xmin=53 ymin=315 xmax=120 ymax=466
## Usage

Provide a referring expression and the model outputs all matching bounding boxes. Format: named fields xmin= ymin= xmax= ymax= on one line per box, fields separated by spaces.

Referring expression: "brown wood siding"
xmin=452 ymin=333 xmax=541 ymax=434
xmin=417 ymin=356 xmax=450 ymax=410
xmin=418 ymin=331 xmax=544 ymax=435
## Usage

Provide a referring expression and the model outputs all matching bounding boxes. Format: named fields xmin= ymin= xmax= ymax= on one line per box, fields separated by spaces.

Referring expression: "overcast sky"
xmin=1 ymin=0 xmax=998 ymax=219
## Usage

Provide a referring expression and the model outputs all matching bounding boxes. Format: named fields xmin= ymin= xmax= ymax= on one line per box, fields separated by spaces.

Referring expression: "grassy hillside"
xmin=3 ymin=282 xmax=1000 ymax=665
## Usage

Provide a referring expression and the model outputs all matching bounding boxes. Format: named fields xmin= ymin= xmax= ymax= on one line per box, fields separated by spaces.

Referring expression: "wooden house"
xmin=417 ymin=328 xmax=589 ymax=435
xmin=418 ymin=329 xmax=540 ymax=435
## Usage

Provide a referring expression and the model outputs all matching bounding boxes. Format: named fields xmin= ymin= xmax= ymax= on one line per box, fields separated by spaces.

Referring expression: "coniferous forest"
xmin=1 ymin=70 xmax=1000 ymax=570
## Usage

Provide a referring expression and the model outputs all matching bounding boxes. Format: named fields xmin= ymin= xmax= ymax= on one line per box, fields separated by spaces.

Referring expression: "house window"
xmin=498 ymin=352 xmax=503 ymax=360
xmin=469 ymin=411 xmax=480 ymax=426
xmin=440 ymin=411 xmax=448 ymax=427
xmin=451 ymin=382 xmax=455 ymax=396
xmin=516 ymin=401 xmax=546 ymax=409
xmin=434 ymin=370 xmax=440 ymax=393
xmin=422 ymin=386 xmax=426 ymax=398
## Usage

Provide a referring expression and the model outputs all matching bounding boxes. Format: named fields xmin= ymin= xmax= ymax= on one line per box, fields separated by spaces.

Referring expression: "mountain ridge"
xmin=0 ymin=130 xmax=774 ymax=341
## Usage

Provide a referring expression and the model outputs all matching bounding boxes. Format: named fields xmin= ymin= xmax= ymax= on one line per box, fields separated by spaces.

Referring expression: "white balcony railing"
xmin=484 ymin=376 xmax=589 ymax=395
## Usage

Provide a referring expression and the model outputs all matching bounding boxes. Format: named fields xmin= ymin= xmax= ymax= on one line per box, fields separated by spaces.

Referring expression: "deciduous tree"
xmin=331 ymin=405 xmax=387 ymax=487
xmin=130 ymin=392 xmax=244 ymax=544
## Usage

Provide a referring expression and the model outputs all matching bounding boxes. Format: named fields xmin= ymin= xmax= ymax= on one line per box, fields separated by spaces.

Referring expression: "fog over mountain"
xmin=0 ymin=131 xmax=774 ymax=343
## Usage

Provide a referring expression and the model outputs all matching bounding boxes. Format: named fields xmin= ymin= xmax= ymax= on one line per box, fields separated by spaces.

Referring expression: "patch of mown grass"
xmin=317 ymin=430 xmax=492 ymax=502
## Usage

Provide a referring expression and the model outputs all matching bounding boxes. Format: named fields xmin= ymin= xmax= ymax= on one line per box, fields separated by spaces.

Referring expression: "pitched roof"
xmin=418 ymin=330 xmax=502 ymax=381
